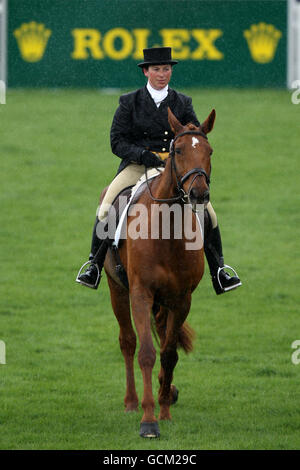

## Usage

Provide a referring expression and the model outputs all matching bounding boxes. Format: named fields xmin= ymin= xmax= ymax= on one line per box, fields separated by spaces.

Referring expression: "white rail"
xmin=288 ymin=0 xmax=300 ymax=87
xmin=0 ymin=0 xmax=7 ymax=86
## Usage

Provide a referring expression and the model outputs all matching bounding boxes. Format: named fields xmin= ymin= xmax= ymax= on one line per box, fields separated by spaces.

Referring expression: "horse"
xmin=103 ymin=107 xmax=215 ymax=438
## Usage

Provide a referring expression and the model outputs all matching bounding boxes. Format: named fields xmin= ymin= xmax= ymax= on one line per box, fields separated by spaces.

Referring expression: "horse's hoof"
xmin=139 ymin=421 xmax=160 ymax=438
xmin=171 ymin=385 xmax=179 ymax=405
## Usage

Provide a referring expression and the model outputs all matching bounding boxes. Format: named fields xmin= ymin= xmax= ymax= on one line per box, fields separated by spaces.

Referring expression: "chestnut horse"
xmin=104 ymin=108 xmax=215 ymax=438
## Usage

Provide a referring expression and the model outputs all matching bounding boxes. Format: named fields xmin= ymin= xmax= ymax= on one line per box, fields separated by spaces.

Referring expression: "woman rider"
xmin=76 ymin=47 xmax=241 ymax=295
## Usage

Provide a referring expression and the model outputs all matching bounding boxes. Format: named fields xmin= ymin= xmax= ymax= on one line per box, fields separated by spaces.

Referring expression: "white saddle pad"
xmin=113 ymin=168 xmax=163 ymax=247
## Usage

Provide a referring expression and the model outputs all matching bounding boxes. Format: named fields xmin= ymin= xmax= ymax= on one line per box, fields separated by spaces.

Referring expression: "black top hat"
xmin=138 ymin=47 xmax=178 ymax=68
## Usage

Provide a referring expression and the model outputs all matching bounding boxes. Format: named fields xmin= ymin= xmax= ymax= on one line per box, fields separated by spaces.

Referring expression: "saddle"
xmin=107 ymin=169 xmax=162 ymax=288
xmin=107 ymin=168 xmax=163 ymax=247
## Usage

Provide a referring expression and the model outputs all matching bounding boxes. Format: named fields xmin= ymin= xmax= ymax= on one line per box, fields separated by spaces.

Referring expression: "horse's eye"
xmin=175 ymin=148 xmax=181 ymax=155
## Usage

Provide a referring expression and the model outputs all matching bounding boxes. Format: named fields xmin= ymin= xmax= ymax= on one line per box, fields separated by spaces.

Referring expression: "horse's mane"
xmin=186 ymin=123 xmax=199 ymax=131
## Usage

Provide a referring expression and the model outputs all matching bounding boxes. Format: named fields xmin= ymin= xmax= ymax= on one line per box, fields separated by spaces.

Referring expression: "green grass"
xmin=0 ymin=88 xmax=299 ymax=450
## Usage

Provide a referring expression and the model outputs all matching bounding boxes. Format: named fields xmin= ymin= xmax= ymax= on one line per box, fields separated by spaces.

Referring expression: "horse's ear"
xmin=168 ymin=107 xmax=184 ymax=134
xmin=201 ymin=109 xmax=216 ymax=135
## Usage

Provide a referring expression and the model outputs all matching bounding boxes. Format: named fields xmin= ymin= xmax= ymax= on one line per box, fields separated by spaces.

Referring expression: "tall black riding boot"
xmin=204 ymin=225 xmax=242 ymax=295
xmin=76 ymin=218 xmax=109 ymax=289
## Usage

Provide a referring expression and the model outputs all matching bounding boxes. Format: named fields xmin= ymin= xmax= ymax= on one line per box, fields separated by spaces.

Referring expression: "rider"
xmin=76 ymin=47 xmax=241 ymax=295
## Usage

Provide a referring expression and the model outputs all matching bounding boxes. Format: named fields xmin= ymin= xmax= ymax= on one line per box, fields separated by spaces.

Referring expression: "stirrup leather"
xmin=217 ymin=264 xmax=242 ymax=292
xmin=76 ymin=260 xmax=101 ymax=289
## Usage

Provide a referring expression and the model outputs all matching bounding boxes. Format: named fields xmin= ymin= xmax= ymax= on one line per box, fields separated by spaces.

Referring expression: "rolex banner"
xmin=8 ymin=0 xmax=287 ymax=88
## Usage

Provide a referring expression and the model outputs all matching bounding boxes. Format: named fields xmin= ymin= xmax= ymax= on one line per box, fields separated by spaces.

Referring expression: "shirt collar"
xmin=146 ymin=81 xmax=169 ymax=107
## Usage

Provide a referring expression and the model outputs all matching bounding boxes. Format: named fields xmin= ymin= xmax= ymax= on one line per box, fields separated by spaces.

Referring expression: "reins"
xmin=145 ymin=129 xmax=210 ymax=205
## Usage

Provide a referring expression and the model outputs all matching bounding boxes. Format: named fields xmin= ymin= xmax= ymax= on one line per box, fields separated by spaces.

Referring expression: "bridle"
xmin=145 ymin=129 xmax=211 ymax=205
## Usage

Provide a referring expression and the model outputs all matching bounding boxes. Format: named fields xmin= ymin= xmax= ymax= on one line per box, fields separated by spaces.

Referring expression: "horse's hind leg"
xmin=155 ymin=307 xmax=179 ymax=413
xmin=158 ymin=298 xmax=191 ymax=421
xmin=158 ymin=311 xmax=179 ymax=420
xmin=107 ymin=274 xmax=139 ymax=412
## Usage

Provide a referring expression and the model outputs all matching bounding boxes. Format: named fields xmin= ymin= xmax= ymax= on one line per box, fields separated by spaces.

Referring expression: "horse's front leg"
xmin=130 ymin=283 xmax=160 ymax=438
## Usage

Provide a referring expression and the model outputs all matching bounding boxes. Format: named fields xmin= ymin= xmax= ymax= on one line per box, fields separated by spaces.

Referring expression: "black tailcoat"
xmin=110 ymin=86 xmax=200 ymax=174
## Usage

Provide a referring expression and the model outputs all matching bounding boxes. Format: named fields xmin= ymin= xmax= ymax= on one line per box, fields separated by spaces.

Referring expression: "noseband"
xmin=145 ymin=129 xmax=210 ymax=204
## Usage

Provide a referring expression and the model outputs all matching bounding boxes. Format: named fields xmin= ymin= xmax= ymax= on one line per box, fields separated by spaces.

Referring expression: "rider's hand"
xmin=141 ymin=150 xmax=165 ymax=168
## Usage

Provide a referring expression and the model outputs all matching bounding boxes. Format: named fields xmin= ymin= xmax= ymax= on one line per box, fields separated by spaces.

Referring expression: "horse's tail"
xmin=178 ymin=321 xmax=195 ymax=353
xmin=151 ymin=303 xmax=195 ymax=354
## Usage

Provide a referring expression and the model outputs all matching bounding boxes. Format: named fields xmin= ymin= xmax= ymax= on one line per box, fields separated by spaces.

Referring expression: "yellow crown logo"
xmin=14 ymin=21 xmax=51 ymax=62
xmin=244 ymin=22 xmax=282 ymax=64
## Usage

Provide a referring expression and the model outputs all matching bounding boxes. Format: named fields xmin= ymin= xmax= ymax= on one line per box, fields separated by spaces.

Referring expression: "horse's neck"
xmin=153 ymin=160 xmax=177 ymax=200
xmin=149 ymin=162 xmax=203 ymax=252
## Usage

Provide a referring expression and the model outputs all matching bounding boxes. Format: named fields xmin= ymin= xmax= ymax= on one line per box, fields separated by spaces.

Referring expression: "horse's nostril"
xmin=190 ymin=188 xmax=198 ymax=199
xmin=203 ymin=190 xmax=210 ymax=203
xmin=190 ymin=188 xmax=210 ymax=204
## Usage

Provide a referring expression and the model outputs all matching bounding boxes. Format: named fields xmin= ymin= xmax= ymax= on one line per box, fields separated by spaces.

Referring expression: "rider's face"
xmin=144 ymin=64 xmax=172 ymax=90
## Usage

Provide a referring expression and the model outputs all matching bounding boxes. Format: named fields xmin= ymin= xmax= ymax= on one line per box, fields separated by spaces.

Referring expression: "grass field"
xmin=0 ymin=87 xmax=299 ymax=450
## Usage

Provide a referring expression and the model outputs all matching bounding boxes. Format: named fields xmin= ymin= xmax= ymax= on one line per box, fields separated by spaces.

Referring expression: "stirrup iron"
xmin=76 ymin=260 xmax=101 ymax=289
xmin=217 ymin=264 xmax=242 ymax=292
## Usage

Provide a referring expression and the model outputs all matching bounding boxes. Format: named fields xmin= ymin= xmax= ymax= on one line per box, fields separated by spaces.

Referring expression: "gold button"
xmin=164 ymin=131 xmax=168 ymax=135
xmin=162 ymin=148 xmax=166 ymax=151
